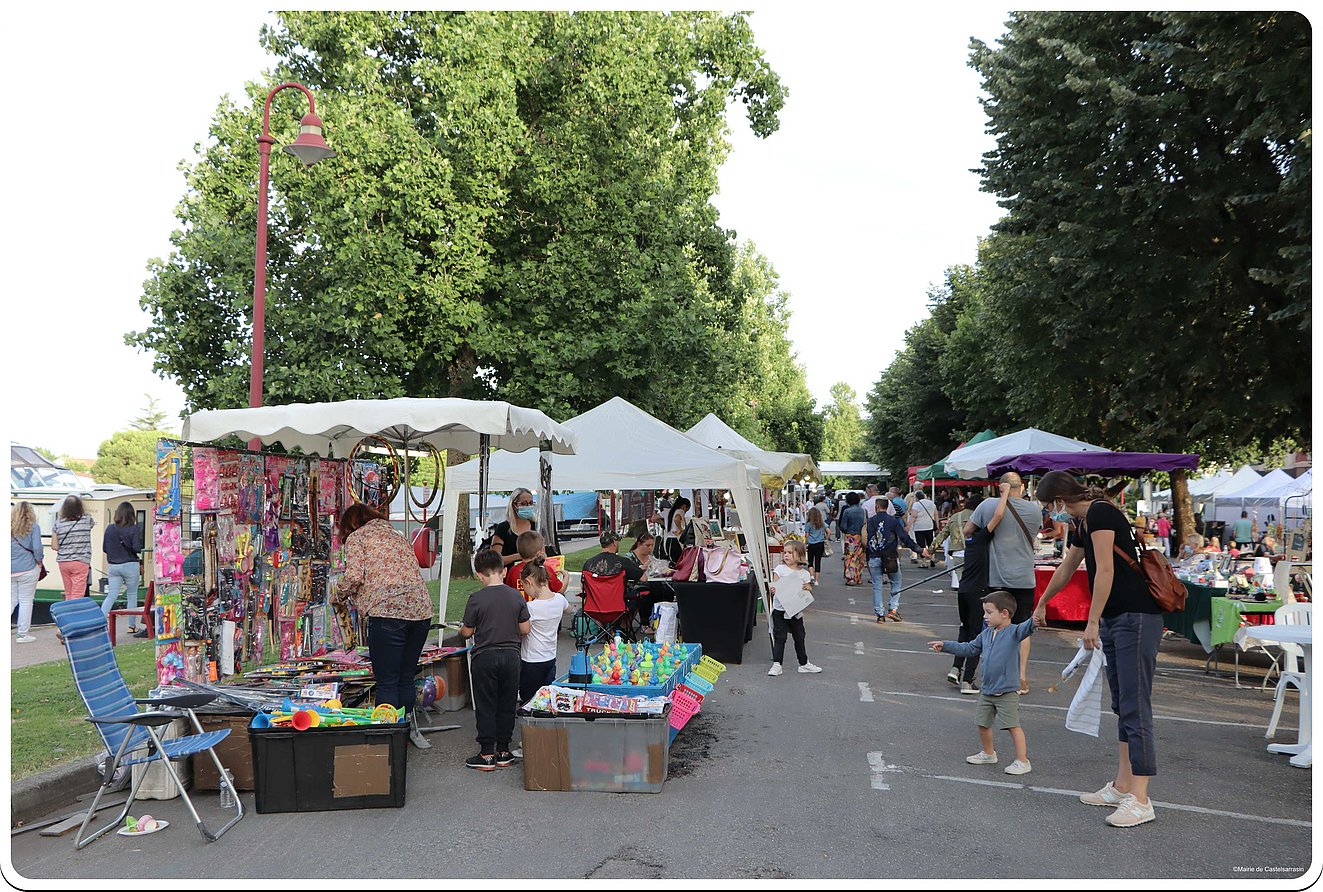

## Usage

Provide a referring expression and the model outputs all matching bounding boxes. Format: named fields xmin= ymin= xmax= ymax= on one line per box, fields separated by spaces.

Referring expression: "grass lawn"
xmin=11 ymin=641 xmax=158 ymax=780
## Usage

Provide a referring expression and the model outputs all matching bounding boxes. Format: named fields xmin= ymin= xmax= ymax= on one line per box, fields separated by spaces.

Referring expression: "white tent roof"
xmin=182 ymin=398 xmax=577 ymax=457
xmin=685 ymin=414 xmax=816 ymax=484
xmin=440 ymin=397 xmax=773 ymax=632
xmin=1209 ymin=465 xmax=1267 ymax=499
xmin=1293 ymin=469 xmax=1312 ymax=493
xmin=819 ymin=461 xmax=888 ymax=477
xmin=448 ymin=399 xmax=762 ymax=492
xmin=1153 ymin=469 xmax=1234 ymax=500
xmin=944 ymin=427 xmax=1107 ymax=479
xmin=1220 ymin=469 xmax=1297 ymax=501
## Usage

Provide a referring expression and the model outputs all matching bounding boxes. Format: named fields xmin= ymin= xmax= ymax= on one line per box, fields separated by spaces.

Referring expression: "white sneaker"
xmin=768 ymin=662 xmax=783 ymax=676
xmin=1105 ymin=796 xmax=1156 ymax=827
xmin=1080 ymin=781 xmax=1131 ymax=807
xmin=960 ymin=680 xmax=980 ymax=695
xmin=966 ymin=750 xmax=998 ymax=764
xmin=15 ymin=635 xmax=35 ymax=644
xmin=1004 ymin=759 xmax=1032 ymax=776
xmin=797 ymin=662 xmax=823 ymax=673
xmin=946 ymin=668 xmax=960 ymax=686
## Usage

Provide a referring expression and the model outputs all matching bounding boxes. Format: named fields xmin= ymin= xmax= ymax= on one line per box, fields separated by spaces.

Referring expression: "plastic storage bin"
xmin=248 ymin=721 xmax=410 ymax=813
xmin=550 ymin=645 xmax=702 ymax=699
xmin=521 ymin=705 xmax=672 ymax=793
xmin=428 ymin=652 xmax=471 ymax=712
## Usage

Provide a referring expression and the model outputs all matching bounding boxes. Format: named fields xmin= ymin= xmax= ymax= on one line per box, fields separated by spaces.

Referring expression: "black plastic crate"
xmin=248 ymin=722 xmax=410 ymax=813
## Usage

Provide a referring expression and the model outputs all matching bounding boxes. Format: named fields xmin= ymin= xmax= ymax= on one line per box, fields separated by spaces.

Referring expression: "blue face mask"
xmin=1049 ymin=502 xmax=1071 ymax=523
xmin=517 ymin=506 xmax=536 ymax=520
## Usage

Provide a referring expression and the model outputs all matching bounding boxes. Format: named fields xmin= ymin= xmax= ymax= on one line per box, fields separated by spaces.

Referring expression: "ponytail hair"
xmin=1035 ymin=470 xmax=1109 ymax=505
xmin=520 ymin=561 xmax=549 ymax=588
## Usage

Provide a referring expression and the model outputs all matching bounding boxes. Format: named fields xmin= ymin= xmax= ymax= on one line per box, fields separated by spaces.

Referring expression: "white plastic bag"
xmin=652 ymin=602 xmax=679 ymax=644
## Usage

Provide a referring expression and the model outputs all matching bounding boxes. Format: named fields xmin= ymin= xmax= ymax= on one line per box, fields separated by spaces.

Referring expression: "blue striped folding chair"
xmin=51 ymin=598 xmax=244 ymax=848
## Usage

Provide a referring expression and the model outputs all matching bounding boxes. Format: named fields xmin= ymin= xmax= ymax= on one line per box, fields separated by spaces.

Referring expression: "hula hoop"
xmin=348 ymin=436 xmax=403 ymax=511
xmin=407 ymin=442 xmax=444 ymax=521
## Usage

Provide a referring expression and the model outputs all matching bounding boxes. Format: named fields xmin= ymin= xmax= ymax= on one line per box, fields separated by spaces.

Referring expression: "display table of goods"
xmin=522 ymin=644 xmax=727 ymax=792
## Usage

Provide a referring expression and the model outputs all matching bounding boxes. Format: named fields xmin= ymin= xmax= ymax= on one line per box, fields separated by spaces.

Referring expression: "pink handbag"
xmin=701 ymin=546 xmax=741 ymax=583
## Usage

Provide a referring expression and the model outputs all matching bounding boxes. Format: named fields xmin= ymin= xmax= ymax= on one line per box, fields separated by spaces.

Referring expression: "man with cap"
xmin=581 ymin=530 xmax=645 ymax=584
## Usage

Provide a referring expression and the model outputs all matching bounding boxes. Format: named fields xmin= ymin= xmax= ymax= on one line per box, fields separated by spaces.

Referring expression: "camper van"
xmin=11 ymin=443 xmax=155 ymax=624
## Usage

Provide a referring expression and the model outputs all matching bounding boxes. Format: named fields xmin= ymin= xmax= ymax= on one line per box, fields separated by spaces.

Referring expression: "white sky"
xmin=3 ymin=4 xmax=1011 ymax=459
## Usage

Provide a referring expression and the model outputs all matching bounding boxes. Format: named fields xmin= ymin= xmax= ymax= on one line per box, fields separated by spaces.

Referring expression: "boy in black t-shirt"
xmin=461 ymin=549 xmax=531 ymax=771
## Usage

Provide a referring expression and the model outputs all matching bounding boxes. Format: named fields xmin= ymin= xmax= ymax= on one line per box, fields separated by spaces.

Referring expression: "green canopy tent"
xmin=916 ymin=430 xmax=997 ymax=481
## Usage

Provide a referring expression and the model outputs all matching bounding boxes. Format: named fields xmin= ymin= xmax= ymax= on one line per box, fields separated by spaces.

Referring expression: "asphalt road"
xmin=10 ymin=551 xmax=1314 ymax=881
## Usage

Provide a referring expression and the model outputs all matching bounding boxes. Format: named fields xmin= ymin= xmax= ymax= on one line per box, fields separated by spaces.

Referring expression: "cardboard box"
xmin=191 ymin=713 xmax=256 ymax=791
xmin=521 ymin=706 xmax=671 ymax=793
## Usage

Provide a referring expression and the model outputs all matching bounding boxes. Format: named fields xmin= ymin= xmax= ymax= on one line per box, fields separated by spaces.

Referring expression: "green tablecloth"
xmin=1208 ymin=596 xmax=1282 ymax=648
xmin=1165 ymin=582 xmax=1282 ymax=650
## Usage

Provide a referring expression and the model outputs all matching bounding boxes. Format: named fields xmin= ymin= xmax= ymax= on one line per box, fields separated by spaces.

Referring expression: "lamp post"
xmin=249 ymin=82 xmax=336 ymax=414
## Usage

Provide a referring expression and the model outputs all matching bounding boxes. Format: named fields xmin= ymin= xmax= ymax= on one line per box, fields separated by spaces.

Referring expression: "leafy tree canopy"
xmin=91 ymin=430 xmax=177 ymax=489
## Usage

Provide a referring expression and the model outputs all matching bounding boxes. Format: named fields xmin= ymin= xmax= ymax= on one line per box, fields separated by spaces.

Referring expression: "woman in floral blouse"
xmin=336 ymin=504 xmax=433 ymax=714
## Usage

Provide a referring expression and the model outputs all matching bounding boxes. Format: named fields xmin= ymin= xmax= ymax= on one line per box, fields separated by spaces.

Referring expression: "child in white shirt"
xmin=518 ymin=563 xmax=570 ymax=704
xmin=768 ymin=540 xmax=822 ymax=676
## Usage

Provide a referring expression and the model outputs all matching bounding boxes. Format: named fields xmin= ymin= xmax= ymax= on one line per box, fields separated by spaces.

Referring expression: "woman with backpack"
xmin=1032 ymin=470 xmax=1164 ymax=829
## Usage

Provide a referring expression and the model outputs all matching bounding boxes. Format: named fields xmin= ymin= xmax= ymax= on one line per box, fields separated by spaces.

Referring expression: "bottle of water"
xmin=218 ymin=769 xmax=236 ymax=809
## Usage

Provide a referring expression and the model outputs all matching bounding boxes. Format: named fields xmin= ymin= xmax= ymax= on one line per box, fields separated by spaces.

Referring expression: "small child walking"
xmin=768 ymin=540 xmax=823 ymax=677
xmin=461 ymin=548 xmax=531 ymax=771
xmin=518 ymin=562 xmax=569 ymax=705
xmin=928 ymin=590 xmax=1037 ymax=775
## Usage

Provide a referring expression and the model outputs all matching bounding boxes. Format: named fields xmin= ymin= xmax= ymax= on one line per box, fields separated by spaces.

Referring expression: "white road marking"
xmin=848 ymin=597 xmax=856 ymax=605
xmin=868 ymin=689 xmax=1271 ymax=730
xmin=930 ymin=774 xmax=1024 ymax=790
xmin=866 ymin=752 xmax=891 ymax=790
xmin=854 ymin=642 xmax=866 ymax=655
xmin=858 ymin=682 xmax=874 ymax=702
xmin=850 ymin=614 xmax=858 ymax=625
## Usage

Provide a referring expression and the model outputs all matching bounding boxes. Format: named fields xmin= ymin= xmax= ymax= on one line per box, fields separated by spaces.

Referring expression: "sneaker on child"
xmin=466 ymin=753 xmax=496 ymax=771
xmin=768 ymin=662 xmax=783 ymax=676
xmin=946 ymin=668 xmax=960 ymax=686
xmin=960 ymin=680 xmax=979 ymax=695
xmin=1004 ymin=759 xmax=1032 ymax=776
xmin=494 ymin=751 xmax=518 ymax=767
xmin=797 ymin=662 xmax=823 ymax=674
xmin=966 ymin=750 xmax=998 ymax=764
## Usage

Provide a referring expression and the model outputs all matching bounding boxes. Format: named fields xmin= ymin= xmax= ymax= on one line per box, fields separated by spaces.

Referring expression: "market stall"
xmin=943 ymin=428 xmax=1109 ymax=479
xmin=440 ymin=397 xmax=773 ymax=661
xmin=685 ymin=413 xmax=817 ymax=487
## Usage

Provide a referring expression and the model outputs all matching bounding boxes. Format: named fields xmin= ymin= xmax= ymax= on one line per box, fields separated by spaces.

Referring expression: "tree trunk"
xmin=1171 ymin=468 xmax=1195 ymax=552
xmin=446 ymin=448 xmax=473 ymax=579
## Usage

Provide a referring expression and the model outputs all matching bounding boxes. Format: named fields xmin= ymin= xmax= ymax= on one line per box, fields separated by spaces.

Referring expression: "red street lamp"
xmin=249 ymin=82 xmax=335 ymax=416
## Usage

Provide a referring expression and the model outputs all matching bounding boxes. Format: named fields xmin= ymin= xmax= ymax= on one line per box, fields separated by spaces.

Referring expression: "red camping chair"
xmin=580 ymin=571 xmax=641 ymax=642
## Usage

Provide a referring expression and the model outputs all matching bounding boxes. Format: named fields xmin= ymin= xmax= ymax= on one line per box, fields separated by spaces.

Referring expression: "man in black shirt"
xmin=581 ymin=531 xmax=644 ymax=584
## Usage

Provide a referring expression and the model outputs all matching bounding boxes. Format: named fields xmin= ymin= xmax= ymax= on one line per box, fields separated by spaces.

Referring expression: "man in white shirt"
xmin=862 ymin=484 xmax=884 ymax=518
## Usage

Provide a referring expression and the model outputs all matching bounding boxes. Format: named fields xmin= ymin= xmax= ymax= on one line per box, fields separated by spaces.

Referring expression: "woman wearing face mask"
xmin=1032 ymin=471 xmax=1163 ymax=829
xmin=490 ymin=488 xmax=538 ymax=567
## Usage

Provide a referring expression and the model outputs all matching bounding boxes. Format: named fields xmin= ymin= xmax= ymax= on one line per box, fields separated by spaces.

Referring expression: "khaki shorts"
xmin=975 ymin=691 xmax=1021 ymax=730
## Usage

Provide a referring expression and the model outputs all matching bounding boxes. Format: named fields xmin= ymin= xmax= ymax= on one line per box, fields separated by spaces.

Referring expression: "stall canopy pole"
xmin=538 ymin=439 xmax=558 ymax=553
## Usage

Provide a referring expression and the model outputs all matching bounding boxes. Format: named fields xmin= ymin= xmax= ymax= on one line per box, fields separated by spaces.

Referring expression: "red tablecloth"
xmin=1037 ymin=565 xmax=1091 ymax=621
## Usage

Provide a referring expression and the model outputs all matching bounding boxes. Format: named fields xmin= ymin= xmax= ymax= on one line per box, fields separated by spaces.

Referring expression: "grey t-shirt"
xmin=462 ymin=583 xmax=530 ymax=655
xmin=970 ymin=497 xmax=1040 ymax=589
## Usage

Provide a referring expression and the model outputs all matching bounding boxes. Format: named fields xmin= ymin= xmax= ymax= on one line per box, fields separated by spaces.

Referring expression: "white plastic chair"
xmin=1265 ymin=602 xmax=1311 ymax=739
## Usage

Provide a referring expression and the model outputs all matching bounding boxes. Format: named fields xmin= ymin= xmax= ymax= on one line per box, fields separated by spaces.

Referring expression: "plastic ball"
xmin=419 ymin=676 xmax=438 ymax=709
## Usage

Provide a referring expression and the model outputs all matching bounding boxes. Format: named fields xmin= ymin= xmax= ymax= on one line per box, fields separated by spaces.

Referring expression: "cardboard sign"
xmin=332 ymin=744 xmax=391 ymax=797
xmin=773 ymin=576 xmax=814 ymax=618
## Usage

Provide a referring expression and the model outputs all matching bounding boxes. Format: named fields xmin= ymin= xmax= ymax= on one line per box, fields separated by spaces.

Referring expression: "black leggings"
xmin=771 ymin=609 xmax=808 ymax=666
xmin=951 ymin=588 xmax=985 ymax=683
xmin=806 ymin=542 xmax=824 ymax=573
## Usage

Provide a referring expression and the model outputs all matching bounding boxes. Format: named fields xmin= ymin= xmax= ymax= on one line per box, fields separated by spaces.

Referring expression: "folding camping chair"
xmin=575 ymin=571 xmax=642 ymax=643
xmin=50 ymin=598 xmax=245 ymax=849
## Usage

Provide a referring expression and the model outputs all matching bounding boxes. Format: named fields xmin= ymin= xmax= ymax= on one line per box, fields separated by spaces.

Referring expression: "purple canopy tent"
xmin=985 ymin=452 xmax=1201 ymax=477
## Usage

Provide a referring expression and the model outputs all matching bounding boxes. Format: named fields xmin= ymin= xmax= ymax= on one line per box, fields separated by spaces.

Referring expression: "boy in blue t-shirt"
xmin=929 ymin=591 xmax=1037 ymax=776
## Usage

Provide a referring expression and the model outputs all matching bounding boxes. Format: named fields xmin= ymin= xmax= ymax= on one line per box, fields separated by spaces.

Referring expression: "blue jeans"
xmin=1101 ymin=612 xmax=1163 ymax=777
xmin=367 ymin=616 xmax=432 ymax=711
xmin=101 ymin=562 xmax=140 ymax=619
xmin=868 ymin=557 xmax=903 ymax=615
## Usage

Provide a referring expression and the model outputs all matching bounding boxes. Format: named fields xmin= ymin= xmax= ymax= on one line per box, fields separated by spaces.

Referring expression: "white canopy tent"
xmin=183 ymin=397 xmax=577 ymax=457
xmin=685 ymin=414 xmax=817 ymax=486
xmin=1210 ymin=468 xmax=1311 ymax=527
xmin=439 ymin=397 xmax=773 ymax=629
xmin=944 ymin=427 xmax=1108 ymax=479
xmin=1153 ymin=469 xmax=1236 ymax=500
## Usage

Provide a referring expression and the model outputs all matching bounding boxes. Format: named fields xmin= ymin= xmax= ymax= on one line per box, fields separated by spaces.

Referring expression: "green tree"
xmin=33 ymin=447 xmax=60 ymax=463
xmin=130 ymin=395 xmax=171 ymax=432
xmin=91 ymin=431 xmax=175 ymax=489
xmin=968 ymin=11 xmax=1311 ymax=542
xmin=821 ymin=383 xmax=864 ymax=462
xmin=128 ymin=11 xmax=787 ymax=426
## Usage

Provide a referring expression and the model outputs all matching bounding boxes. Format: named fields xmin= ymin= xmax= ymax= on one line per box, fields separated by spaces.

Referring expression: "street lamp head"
xmin=283 ymin=112 xmax=335 ymax=166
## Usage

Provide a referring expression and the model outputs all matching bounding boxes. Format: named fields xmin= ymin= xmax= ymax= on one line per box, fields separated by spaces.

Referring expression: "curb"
xmin=10 ymin=758 xmax=101 ymax=828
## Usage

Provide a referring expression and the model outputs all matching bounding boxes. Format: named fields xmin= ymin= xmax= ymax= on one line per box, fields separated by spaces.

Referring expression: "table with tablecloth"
xmin=1035 ymin=565 xmax=1091 ymax=622
xmin=641 ymin=576 xmax=758 ymax=664
xmin=1163 ymin=581 xmax=1283 ymax=650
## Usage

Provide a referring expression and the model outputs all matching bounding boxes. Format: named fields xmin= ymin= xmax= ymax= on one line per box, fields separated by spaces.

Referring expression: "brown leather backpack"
xmin=1087 ymin=500 xmax=1188 ymax=612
